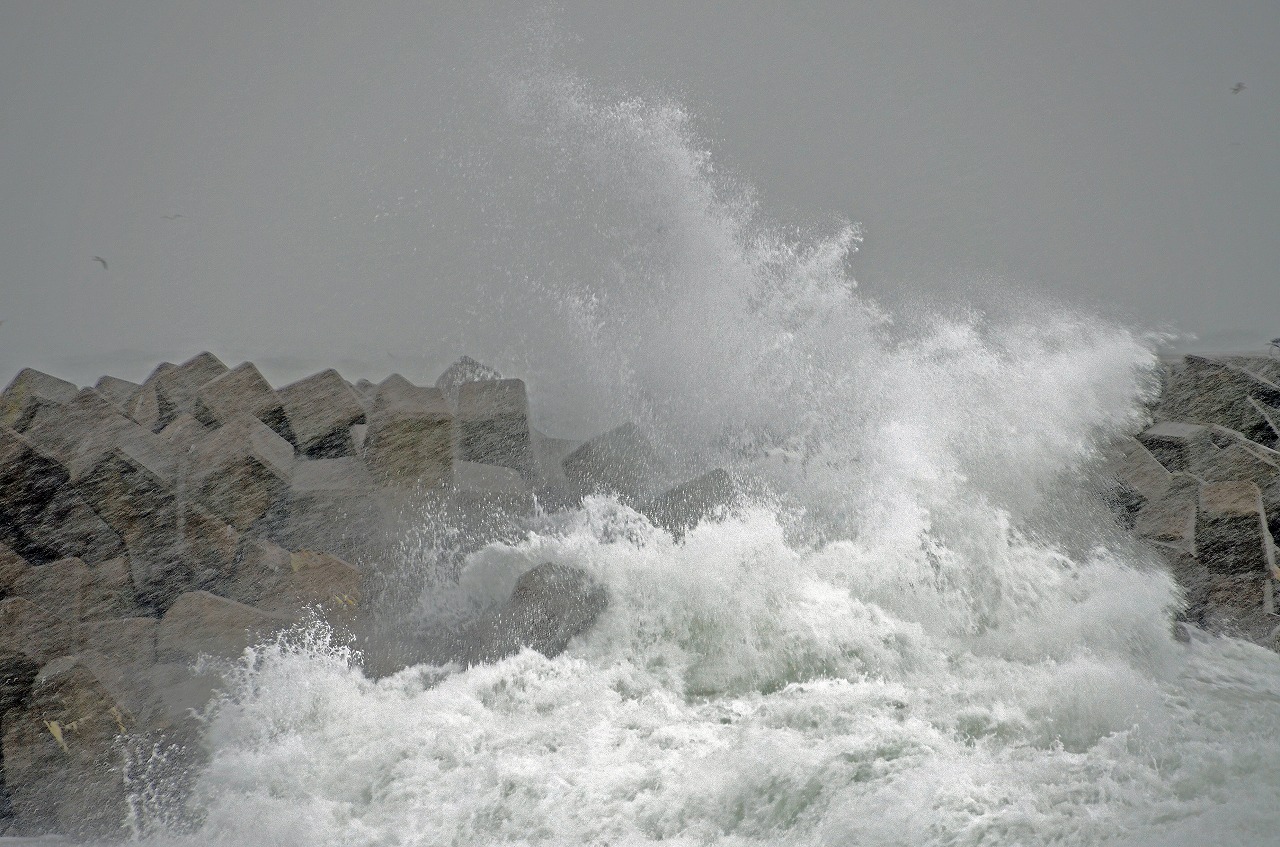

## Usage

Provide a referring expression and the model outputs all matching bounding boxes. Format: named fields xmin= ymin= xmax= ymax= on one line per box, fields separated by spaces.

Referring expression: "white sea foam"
xmin=131 ymin=56 xmax=1280 ymax=847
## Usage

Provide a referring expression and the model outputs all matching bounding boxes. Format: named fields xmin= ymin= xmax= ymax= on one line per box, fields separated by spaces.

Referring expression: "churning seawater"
xmin=127 ymin=62 xmax=1280 ymax=847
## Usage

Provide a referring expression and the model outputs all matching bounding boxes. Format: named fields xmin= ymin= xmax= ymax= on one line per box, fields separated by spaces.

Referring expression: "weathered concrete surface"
xmin=1196 ymin=481 xmax=1277 ymax=577
xmin=0 ymin=598 xmax=76 ymax=665
xmin=363 ymin=380 xmax=453 ymax=487
xmin=0 ymin=369 xmax=77 ymax=433
xmin=456 ymin=379 xmax=533 ymax=477
xmin=1137 ymin=421 xmax=1219 ymax=475
xmin=1155 ymin=356 xmax=1280 ymax=447
xmin=92 ymin=375 xmax=140 ymax=411
xmin=561 ymin=422 xmax=663 ymax=504
xmin=22 ymin=489 xmax=123 ymax=566
xmin=145 ymin=352 xmax=230 ymax=431
xmin=0 ymin=428 xmax=69 ymax=533
xmin=189 ymin=414 xmax=294 ymax=531
xmin=278 ymin=369 xmax=365 ymax=458
xmin=2 ymin=654 xmax=135 ymax=838
xmin=127 ymin=503 xmax=240 ymax=612
xmin=156 ymin=591 xmax=290 ymax=663
xmin=640 ymin=468 xmax=737 ymax=537
xmin=75 ymin=437 xmax=178 ymax=544
xmin=435 ymin=356 xmax=502 ymax=409
xmin=462 ymin=563 xmax=607 ymax=665
xmin=1135 ymin=472 xmax=1201 ymax=552
xmin=194 ymin=361 xmax=292 ymax=441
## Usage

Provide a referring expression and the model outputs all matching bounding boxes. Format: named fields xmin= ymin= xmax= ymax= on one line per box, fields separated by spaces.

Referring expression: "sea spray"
xmin=133 ymin=56 xmax=1280 ymax=847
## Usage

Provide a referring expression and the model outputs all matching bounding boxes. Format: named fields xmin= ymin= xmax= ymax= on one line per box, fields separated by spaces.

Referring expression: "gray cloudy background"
xmin=1 ymin=1 xmax=1277 ymax=389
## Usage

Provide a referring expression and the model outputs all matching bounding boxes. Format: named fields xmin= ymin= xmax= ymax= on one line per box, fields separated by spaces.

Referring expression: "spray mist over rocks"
xmin=83 ymin=58 xmax=1280 ymax=847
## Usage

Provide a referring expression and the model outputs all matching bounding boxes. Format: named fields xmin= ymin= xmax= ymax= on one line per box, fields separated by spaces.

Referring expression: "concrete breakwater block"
xmin=1156 ymin=356 xmax=1280 ymax=448
xmin=143 ymin=352 xmax=230 ymax=432
xmin=0 ymin=369 xmax=78 ymax=433
xmin=194 ymin=361 xmax=293 ymax=441
xmin=92 ymin=375 xmax=140 ymax=411
xmin=1196 ymin=481 xmax=1277 ymax=578
xmin=456 ymin=379 xmax=533 ymax=477
xmin=188 ymin=414 xmax=295 ymax=531
xmin=155 ymin=591 xmax=291 ymax=663
xmin=561 ymin=421 xmax=664 ymax=504
xmin=2 ymin=654 xmax=136 ymax=839
xmin=277 ymin=369 xmax=365 ymax=458
xmin=364 ymin=377 xmax=453 ymax=487
xmin=639 ymin=468 xmax=737 ymax=537
xmin=461 ymin=563 xmax=607 ymax=666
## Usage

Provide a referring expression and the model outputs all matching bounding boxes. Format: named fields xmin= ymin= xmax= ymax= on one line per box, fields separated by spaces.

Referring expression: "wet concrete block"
xmin=189 ymin=414 xmax=295 ymax=531
xmin=364 ymin=381 xmax=453 ymax=487
xmin=253 ymin=550 xmax=362 ymax=617
xmin=157 ymin=412 xmax=210 ymax=453
xmin=93 ymin=375 xmax=140 ymax=411
xmin=278 ymin=369 xmax=366 ymax=457
xmin=127 ymin=503 xmax=240 ymax=612
xmin=2 ymin=654 xmax=136 ymax=838
xmin=639 ymin=468 xmax=737 ymax=537
xmin=456 ymin=378 xmax=533 ymax=477
xmin=1196 ymin=481 xmax=1277 ymax=577
xmin=194 ymin=361 xmax=292 ymax=440
xmin=452 ymin=461 xmax=535 ymax=515
xmin=10 ymin=557 xmax=92 ymax=623
xmin=561 ymin=422 xmax=663 ymax=504
xmin=81 ymin=617 xmax=157 ymax=673
xmin=461 ymin=563 xmax=607 ymax=665
xmin=1137 ymin=422 xmax=1219 ymax=475
xmin=123 ymin=379 xmax=163 ymax=431
xmin=0 ymin=543 xmax=31 ymax=598
xmin=435 ymin=356 xmax=503 ymax=409
xmin=1156 ymin=356 xmax=1280 ymax=447
xmin=266 ymin=458 xmax=378 ymax=557
xmin=0 ymin=598 xmax=77 ymax=662
xmin=156 ymin=590 xmax=289 ymax=663
xmin=75 ymin=436 xmax=178 ymax=543
xmin=0 ymin=427 xmax=69 ymax=530
xmin=144 ymin=352 xmax=230 ymax=430
xmin=22 ymin=488 xmax=124 ymax=565
xmin=0 ymin=652 xmax=40 ymax=715
xmin=1200 ymin=442 xmax=1280 ymax=489
xmin=22 ymin=387 xmax=141 ymax=478
xmin=0 ymin=368 xmax=78 ymax=432
xmin=1134 ymin=472 xmax=1200 ymax=552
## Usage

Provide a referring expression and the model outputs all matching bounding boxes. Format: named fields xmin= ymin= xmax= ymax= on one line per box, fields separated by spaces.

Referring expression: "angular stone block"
xmin=1196 ymin=481 xmax=1277 ymax=577
xmin=194 ymin=361 xmax=292 ymax=441
xmin=435 ymin=355 xmax=503 ymax=409
xmin=23 ymin=487 xmax=124 ymax=565
xmin=2 ymin=653 xmax=135 ymax=838
xmin=1200 ymin=442 xmax=1280 ymax=489
xmin=252 ymin=550 xmax=362 ymax=616
xmin=122 ymin=380 xmax=163 ymax=431
xmin=81 ymin=617 xmax=157 ymax=672
xmin=461 ymin=563 xmax=607 ymax=665
xmin=1156 ymin=356 xmax=1280 ymax=447
xmin=562 ymin=422 xmax=664 ymax=503
xmin=278 ymin=369 xmax=365 ymax=457
xmin=10 ymin=557 xmax=91 ymax=622
xmin=266 ymin=458 xmax=377 ymax=556
xmin=189 ymin=414 xmax=294 ymax=531
xmin=0 ymin=368 xmax=78 ymax=432
xmin=0 ymin=598 xmax=76 ymax=661
xmin=0 ymin=651 xmax=40 ymax=715
xmin=1137 ymin=422 xmax=1219 ymax=475
xmin=456 ymin=378 xmax=533 ymax=476
xmin=144 ymin=352 xmax=230 ymax=430
xmin=0 ymin=542 xmax=31 ymax=597
xmin=158 ymin=412 xmax=210 ymax=453
xmin=224 ymin=534 xmax=293 ymax=607
xmin=0 ymin=427 xmax=69 ymax=530
xmin=452 ymin=461 xmax=535 ymax=514
xmin=83 ymin=557 xmax=145 ymax=620
xmin=127 ymin=503 xmax=240 ymax=612
xmin=75 ymin=436 xmax=178 ymax=543
xmin=93 ymin=375 xmax=140 ymax=411
xmin=23 ymin=387 xmax=141 ymax=480
xmin=364 ymin=381 xmax=453 ymax=487
xmin=156 ymin=591 xmax=289 ymax=663
xmin=640 ymin=468 xmax=737 ymax=537
xmin=1134 ymin=472 xmax=1200 ymax=552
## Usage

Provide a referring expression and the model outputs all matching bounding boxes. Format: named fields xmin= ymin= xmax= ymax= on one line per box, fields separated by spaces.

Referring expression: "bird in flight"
xmin=161 ymin=213 xmax=184 ymax=220
xmin=92 ymin=256 xmax=108 ymax=270
xmin=1232 ymin=83 xmax=1246 ymax=94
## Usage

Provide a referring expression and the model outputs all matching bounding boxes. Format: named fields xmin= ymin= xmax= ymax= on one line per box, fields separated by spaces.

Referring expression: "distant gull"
xmin=1232 ymin=83 xmax=1246 ymax=94
xmin=161 ymin=213 xmax=184 ymax=220
xmin=91 ymin=256 xmax=108 ymax=270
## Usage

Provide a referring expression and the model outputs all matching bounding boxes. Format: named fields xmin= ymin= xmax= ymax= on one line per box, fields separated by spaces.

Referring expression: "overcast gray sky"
xmin=2 ymin=1 xmax=1277 ymax=390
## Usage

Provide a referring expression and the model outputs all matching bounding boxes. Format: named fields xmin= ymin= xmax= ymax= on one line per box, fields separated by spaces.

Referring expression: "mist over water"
xmin=124 ymin=51 xmax=1280 ymax=847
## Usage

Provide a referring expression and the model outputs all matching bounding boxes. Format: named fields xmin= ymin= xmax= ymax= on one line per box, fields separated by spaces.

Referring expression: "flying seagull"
xmin=161 ymin=213 xmax=184 ymax=220
xmin=92 ymin=256 xmax=108 ymax=270
xmin=1232 ymin=83 xmax=1246 ymax=94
